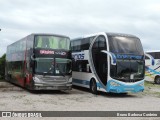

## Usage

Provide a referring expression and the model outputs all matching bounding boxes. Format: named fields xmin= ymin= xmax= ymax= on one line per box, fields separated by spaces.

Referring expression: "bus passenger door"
xmin=90 ymin=35 xmax=108 ymax=86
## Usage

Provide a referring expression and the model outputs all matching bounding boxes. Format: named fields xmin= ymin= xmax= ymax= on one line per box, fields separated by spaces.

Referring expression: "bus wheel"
xmin=90 ymin=79 xmax=97 ymax=94
xmin=155 ymin=76 xmax=160 ymax=84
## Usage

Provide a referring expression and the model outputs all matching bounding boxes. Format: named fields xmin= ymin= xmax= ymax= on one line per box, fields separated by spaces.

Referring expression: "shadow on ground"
xmin=0 ymin=81 xmax=140 ymax=98
xmin=73 ymin=85 xmax=137 ymax=98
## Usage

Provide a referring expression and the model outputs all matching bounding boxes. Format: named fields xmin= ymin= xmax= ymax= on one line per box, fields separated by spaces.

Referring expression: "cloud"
xmin=0 ymin=0 xmax=160 ymax=56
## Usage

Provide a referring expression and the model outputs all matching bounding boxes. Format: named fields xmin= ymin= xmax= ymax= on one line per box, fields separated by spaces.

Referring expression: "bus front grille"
xmin=118 ymin=79 xmax=142 ymax=83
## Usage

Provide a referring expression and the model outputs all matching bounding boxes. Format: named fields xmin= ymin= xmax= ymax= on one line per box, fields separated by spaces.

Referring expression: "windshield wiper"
xmin=42 ymin=64 xmax=54 ymax=76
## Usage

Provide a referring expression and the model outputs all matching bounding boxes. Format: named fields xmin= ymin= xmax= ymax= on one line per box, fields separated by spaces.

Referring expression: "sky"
xmin=0 ymin=0 xmax=160 ymax=57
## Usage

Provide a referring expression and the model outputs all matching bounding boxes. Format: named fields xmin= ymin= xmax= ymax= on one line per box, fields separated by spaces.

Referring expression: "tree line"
xmin=0 ymin=54 xmax=6 ymax=79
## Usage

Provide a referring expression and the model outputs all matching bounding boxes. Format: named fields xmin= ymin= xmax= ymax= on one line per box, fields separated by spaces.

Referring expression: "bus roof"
xmin=31 ymin=33 xmax=70 ymax=38
xmin=71 ymin=32 xmax=138 ymax=41
xmin=7 ymin=33 xmax=70 ymax=47
xmin=145 ymin=50 xmax=160 ymax=53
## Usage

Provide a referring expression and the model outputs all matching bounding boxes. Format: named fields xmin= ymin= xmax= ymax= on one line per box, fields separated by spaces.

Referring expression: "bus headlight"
xmin=33 ymin=77 xmax=41 ymax=83
xmin=110 ymin=81 xmax=120 ymax=86
xmin=68 ymin=77 xmax=72 ymax=82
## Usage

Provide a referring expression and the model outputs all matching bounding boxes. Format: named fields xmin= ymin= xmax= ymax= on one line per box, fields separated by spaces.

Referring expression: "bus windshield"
xmin=34 ymin=35 xmax=70 ymax=50
xmin=35 ymin=58 xmax=72 ymax=75
xmin=117 ymin=60 xmax=144 ymax=79
xmin=110 ymin=60 xmax=144 ymax=80
xmin=108 ymin=36 xmax=143 ymax=55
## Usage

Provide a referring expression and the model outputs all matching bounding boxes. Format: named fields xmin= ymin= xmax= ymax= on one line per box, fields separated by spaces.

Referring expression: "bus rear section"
xmin=71 ymin=32 xmax=154 ymax=94
xmin=5 ymin=34 xmax=72 ymax=90
xmin=145 ymin=51 xmax=160 ymax=84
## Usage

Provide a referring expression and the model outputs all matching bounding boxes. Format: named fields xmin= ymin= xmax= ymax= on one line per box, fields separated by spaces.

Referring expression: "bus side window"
xmin=73 ymin=40 xmax=81 ymax=51
xmin=145 ymin=56 xmax=150 ymax=59
xmin=81 ymin=38 xmax=90 ymax=50
xmin=146 ymin=52 xmax=155 ymax=59
xmin=155 ymin=52 xmax=160 ymax=59
xmin=98 ymin=36 xmax=106 ymax=49
xmin=79 ymin=64 xmax=82 ymax=72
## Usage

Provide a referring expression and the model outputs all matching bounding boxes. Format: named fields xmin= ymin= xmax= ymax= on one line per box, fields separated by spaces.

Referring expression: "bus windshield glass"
xmin=35 ymin=58 xmax=72 ymax=75
xmin=117 ymin=60 xmax=144 ymax=79
xmin=110 ymin=60 xmax=144 ymax=80
xmin=34 ymin=35 xmax=70 ymax=50
xmin=108 ymin=36 xmax=143 ymax=55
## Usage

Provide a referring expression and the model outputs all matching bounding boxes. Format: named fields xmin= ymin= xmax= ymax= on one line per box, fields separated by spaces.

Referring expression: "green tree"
xmin=0 ymin=54 xmax=6 ymax=79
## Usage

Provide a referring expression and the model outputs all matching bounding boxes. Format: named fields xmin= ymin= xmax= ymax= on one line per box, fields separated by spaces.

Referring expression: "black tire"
xmin=90 ymin=79 xmax=97 ymax=94
xmin=6 ymin=74 xmax=11 ymax=81
xmin=155 ymin=76 xmax=160 ymax=84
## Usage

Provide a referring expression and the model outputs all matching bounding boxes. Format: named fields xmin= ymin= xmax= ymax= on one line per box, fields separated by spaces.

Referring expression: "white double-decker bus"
xmin=71 ymin=32 xmax=154 ymax=94
xmin=145 ymin=50 xmax=160 ymax=84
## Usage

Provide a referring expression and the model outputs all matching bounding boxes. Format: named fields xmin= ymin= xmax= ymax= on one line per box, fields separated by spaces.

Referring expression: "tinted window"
xmin=7 ymin=39 xmax=26 ymax=55
xmin=71 ymin=39 xmax=81 ymax=51
xmin=155 ymin=52 xmax=160 ymax=59
xmin=72 ymin=60 xmax=90 ymax=72
xmin=71 ymin=36 xmax=96 ymax=51
xmin=145 ymin=52 xmax=154 ymax=59
xmin=92 ymin=39 xmax=98 ymax=48
xmin=27 ymin=35 xmax=34 ymax=50
xmin=82 ymin=36 xmax=95 ymax=50
xmin=116 ymin=60 xmax=144 ymax=79
xmin=92 ymin=36 xmax=106 ymax=49
xmin=91 ymin=35 xmax=107 ymax=85
xmin=98 ymin=36 xmax=106 ymax=48
xmin=108 ymin=35 xmax=143 ymax=55
xmin=150 ymin=52 xmax=155 ymax=58
xmin=35 ymin=35 xmax=70 ymax=50
xmin=146 ymin=52 xmax=160 ymax=59
xmin=81 ymin=38 xmax=90 ymax=50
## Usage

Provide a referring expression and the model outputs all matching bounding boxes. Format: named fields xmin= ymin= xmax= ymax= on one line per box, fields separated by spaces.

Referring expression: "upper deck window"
xmin=34 ymin=35 xmax=70 ymax=50
xmin=108 ymin=35 xmax=143 ymax=55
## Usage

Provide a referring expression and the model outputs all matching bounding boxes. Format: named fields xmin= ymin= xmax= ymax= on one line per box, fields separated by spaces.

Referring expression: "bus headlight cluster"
xmin=68 ymin=77 xmax=72 ymax=82
xmin=33 ymin=77 xmax=41 ymax=83
xmin=110 ymin=81 xmax=120 ymax=86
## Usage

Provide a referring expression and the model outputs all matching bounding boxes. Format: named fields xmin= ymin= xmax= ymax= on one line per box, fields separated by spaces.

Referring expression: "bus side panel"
xmin=145 ymin=59 xmax=160 ymax=82
xmin=6 ymin=37 xmax=27 ymax=87
xmin=106 ymin=79 xmax=144 ymax=93
xmin=24 ymin=35 xmax=34 ymax=89
xmin=72 ymin=72 xmax=91 ymax=88
xmin=72 ymin=71 xmax=106 ymax=91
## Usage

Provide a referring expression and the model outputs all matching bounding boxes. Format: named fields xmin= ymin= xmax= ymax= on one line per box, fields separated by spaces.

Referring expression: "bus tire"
xmin=90 ymin=79 xmax=97 ymax=94
xmin=6 ymin=74 xmax=11 ymax=82
xmin=155 ymin=76 xmax=160 ymax=84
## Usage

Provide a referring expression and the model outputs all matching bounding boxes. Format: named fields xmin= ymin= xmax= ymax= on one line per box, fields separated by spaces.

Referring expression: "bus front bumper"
xmin=33 ymin=82 xmax=72 ymax=90
xmin=32 ymin=75 xmax=72 ymax=90
xmin=107 ymin=80 xmax=144 ymax=93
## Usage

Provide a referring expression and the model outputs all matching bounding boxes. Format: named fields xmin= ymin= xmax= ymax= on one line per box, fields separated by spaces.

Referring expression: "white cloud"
xmin=0 ymin=0 xmax=160 ymax=56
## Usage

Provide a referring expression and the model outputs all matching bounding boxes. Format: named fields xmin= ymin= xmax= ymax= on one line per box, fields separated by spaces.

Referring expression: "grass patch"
xmin=141 ymin=81 xmax=160 ymax=97
xmin=153 ymin=92 xmax=160 ymax=98
xmin=144 ymin=81 xmax=160 ymax=88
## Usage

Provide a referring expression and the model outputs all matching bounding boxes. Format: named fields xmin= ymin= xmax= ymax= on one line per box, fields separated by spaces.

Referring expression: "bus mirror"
xmin=101 ymin=50 xmax=116 ymax=65
xmin=30 ymin=54 xmax=35 ymax=67
xmin=31 ymin=54 xmax=35 ymax=60
xmin=145 ymin=53 xmax=155 ymax=66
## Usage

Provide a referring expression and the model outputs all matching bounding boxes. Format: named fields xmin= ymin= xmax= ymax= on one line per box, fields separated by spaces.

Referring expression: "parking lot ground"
xmin=0 ymin=81 xmax=160 ymax=120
